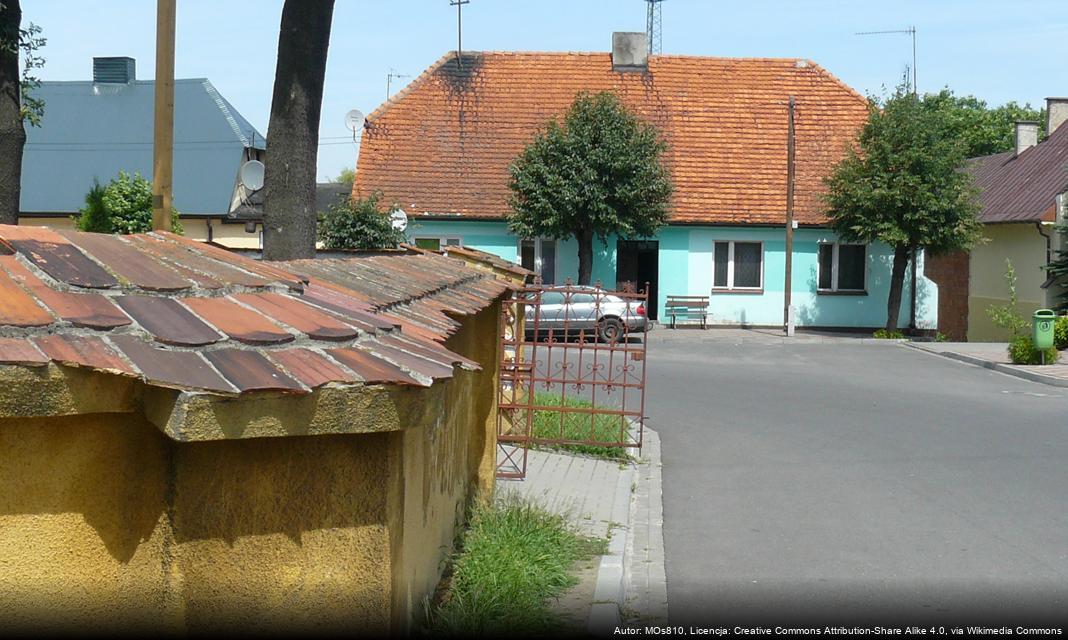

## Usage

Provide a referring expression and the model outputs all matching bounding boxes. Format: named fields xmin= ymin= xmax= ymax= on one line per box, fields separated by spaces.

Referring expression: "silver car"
xmin=524 ymin=286 xmax=648 ymax=343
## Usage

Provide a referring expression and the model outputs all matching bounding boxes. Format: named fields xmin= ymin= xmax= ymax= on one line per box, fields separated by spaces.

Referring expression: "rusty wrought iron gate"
xmin=496 ymin=282 xmax=649 ymax=479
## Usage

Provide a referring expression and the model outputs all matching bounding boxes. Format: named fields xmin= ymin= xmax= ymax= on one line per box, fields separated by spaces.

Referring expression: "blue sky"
xmin=22 ymin=0 xmax=1068 ymax=181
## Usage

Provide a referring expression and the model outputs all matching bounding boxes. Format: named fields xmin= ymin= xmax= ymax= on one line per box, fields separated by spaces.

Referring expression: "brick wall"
xmin=925 ymin=251 xmax=970 ymax=340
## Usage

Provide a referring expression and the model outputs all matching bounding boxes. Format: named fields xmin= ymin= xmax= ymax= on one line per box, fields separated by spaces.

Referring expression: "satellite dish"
xmin=344 ymin=109 xmax=365 ymax=133
xmin=238 ymin=160 xmax=265 ymax=191
xmin=390 ymin=208 xmax=408 ymax=231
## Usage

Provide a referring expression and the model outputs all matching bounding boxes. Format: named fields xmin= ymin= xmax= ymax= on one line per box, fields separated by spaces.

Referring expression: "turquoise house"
xmin=353 ymin=37 xmax=938 ymax=329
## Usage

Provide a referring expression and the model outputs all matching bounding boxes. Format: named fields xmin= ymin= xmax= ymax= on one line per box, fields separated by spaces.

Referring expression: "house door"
xmin=616 ymin=240 xmax=659 ymax=320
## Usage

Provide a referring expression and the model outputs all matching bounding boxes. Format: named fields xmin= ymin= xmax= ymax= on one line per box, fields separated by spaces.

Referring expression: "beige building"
xmin=0 ymin=224 xmax=515 ymax=634
xmin=928 ymin=98 xmax=1068 ymax=341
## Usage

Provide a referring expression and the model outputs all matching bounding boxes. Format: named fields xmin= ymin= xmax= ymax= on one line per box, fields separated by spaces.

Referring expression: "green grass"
xmin=425 ymin=495 xmax=607 ymax=636
xmin=529 ymin=391 xmax=632 ymax=461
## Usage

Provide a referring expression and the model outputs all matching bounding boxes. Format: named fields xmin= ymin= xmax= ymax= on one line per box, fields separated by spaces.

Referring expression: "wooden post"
xmin=152 ymin=0 xmax=176 ymax=232
xmin=784 ymin=96 xmax=795 ymax=336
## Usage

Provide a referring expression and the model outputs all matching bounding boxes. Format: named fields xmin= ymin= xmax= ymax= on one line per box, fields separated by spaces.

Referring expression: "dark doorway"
xmin=616 ymin=240 xmax=659 ymax=320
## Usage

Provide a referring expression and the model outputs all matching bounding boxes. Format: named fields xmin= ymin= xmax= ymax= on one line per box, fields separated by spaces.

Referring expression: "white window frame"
xmin=712 ymin=240 xmax=764 ymax=291
xmin=518 ymin=237 xmax=556 ymax=281
xmin=818 ymin=242 xmax=867 ymax=292
xmin=412 ymin=235 xmax=463 ymax=250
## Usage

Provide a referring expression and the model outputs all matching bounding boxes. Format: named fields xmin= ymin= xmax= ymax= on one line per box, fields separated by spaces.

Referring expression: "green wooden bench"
xmin=665 ymin=295 xmax=709 ymax=329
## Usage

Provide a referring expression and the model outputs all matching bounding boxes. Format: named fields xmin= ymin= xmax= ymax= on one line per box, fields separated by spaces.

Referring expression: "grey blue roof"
xmin=21 ymin=79 xmax=264 ymax=216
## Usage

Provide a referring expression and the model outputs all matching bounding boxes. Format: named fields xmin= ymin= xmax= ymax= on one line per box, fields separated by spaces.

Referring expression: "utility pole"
xmin=152 ymin=0 xmax=176 ymax=232
xmin=856 ymin=25 xmax=920 ymax=330
xmin=645 ymin=0 xmax=665 ymax=56
xmin=450 ymin=0 xmax=469 ymax=69
xmin=784 ymin=96 xmax=796 ymax=337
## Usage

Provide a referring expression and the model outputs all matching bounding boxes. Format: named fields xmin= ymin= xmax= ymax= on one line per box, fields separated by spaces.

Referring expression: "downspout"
xmin=1036 ymin=222 xmax=1051 ymax=267
xmin=207 ymin=217 xmax=214 ymax=243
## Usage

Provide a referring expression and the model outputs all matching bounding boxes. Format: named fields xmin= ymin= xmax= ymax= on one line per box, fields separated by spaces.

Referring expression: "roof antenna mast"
xmin=855 ymin=26 xmax=917 ymax=95
xmin=450 ymin=0 xmax=470 ymax=69
xmin=646 ymin=0 xmax=665 ymax=56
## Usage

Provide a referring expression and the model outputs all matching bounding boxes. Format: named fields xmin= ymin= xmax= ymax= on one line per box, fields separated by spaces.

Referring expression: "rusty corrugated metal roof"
xmin=0 ymin=225 xmax=510 ymax=396
xmin=968 ymin=124 xmax=1068 ymax=223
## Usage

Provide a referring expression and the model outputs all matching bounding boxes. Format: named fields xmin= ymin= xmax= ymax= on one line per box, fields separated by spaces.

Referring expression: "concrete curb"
xmin=905 ymin=343 xmax=1068 ymax=388
xmin=587 ymin=462 xmax=634 ymax=634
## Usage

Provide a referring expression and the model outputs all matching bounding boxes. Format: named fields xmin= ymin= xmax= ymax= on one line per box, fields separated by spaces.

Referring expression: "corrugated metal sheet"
xmin=968 ymin=124 xmax=1068 ymax=223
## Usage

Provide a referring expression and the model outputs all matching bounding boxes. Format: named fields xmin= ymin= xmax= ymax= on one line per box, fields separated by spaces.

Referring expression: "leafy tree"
xmin=0 ymin=0 xmax=45 ymax=225
xmin=262 ymin=0 xmax=335 ymax=260
xmin=921 ymin=90 xmax=1045 ymax=158
xmin=334 ymin=167 xmax=355 ymax=188
xmin=507 ymin=91 xmax=672 ymax=285
xmin=824 ymin=81 xmax=983 ymax=331
xmin=317 ymin=191 xmax=404 ymax=251
xmin=74 ymin=172 xmax=182 ymax=234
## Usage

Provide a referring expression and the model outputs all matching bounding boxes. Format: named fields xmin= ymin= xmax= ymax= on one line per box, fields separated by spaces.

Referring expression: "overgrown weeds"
xmin=530 ymin=392 xmax=632 ymax=461
xmin=424 ymin=495 xmax=606 ymax=636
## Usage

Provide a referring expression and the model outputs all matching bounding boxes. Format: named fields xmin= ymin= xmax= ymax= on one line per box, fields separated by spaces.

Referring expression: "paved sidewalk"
xmin=909 ymin=341 xmax=1068 ymax=387
xmin=497 ymin=430 xmax=667 ymax=634
xmin=497 ymin=448 xmax=623 ymax=538
xmin=651 ymin=325 xmax=906 ymax=346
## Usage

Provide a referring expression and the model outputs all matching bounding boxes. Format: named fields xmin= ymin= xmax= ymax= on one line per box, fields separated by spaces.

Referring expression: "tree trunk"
xmin=576 ymin=227 xmax=593 ymax=285
xmin=885 ymin=244 xmax=911 ymax=331
xmin=0 ymin=0 xmax=25 ymax=225
xmin=262 ymin=0 xmax=334 ymax=261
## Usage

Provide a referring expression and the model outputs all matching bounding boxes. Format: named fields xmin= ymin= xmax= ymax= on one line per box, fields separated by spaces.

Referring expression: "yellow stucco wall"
xmin=0 ymin=413 xmax=175 ymax=635
xmin=968 ymin=223 xmax=1051 ymax=341
xmin=389 ymin=301 xmax=501 ymax=632
xmin=0 ymin=304 xmax=503 ymax=634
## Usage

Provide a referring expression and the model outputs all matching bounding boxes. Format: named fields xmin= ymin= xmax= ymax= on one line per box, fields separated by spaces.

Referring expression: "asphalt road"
xmin=644 ymin=332 xmax=1068 ymax=625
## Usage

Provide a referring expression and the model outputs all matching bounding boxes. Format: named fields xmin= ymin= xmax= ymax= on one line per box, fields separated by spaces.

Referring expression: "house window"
xmin=413 ymin=236 xmax=462 ymax=251
xmin=818 ymin=243 xmax=866 ymax=292
xmin=519 ymin=238 xmax=556 ymax=284
xmin=712 ymin=241 xmax=763 ymax=291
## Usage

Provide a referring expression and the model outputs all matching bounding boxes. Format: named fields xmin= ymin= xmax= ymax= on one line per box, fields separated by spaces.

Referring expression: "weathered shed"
xmin=0 ymin=225 xmax=510 ymax=634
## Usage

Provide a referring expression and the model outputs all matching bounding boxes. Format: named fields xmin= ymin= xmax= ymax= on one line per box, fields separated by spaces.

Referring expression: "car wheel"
xmin=599 ymin=317 xmax=625 ymax=343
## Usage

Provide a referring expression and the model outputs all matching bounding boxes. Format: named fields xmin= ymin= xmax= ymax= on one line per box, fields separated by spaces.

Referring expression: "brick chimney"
xmin=612 ymin=32 xmax=648 ymax=72
xmin=1047 ymin=97 xmax=1068 ymax=136
xmin=93 ymin=57 xmax=136 ymax=84
xmin=1015 ymin=121 xmax=1039 ymax=156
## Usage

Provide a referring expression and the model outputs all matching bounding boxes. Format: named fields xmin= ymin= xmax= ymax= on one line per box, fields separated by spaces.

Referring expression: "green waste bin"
xmin=1033 ymin=309 xmax=1056 ymax=350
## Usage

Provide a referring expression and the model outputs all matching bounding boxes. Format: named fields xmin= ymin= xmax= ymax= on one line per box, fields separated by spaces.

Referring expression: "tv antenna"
xmin=449 ymin=0 xmax=470 ymax=68
xmin=386 ymin=69 xmax=411 ymax=101
xmin=855 ymin=26 xmax=917 ymax=95
xmin=646 ymin=0 xmax=665 ymax=56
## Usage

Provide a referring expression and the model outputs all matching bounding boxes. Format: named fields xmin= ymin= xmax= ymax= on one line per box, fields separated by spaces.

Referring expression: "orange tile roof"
xmin=354 ymin=52 xmax=870 ymax=226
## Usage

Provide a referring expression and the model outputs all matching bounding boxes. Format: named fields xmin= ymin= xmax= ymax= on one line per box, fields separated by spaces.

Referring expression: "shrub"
xmin=1055 ymin=315 xmax=1068 ymax=351
xmin=317 ymin=192 xmax=405 ymax=251
xmin=1008 ymin=335 xmax=1060 ymax=365
xmin=74 ymin=172 xmax=182 ymax=234
xmin=873 ymin=329 xmax=905 ymax=339
xmin=986 ymin=259 xmax=1028 ymax=338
